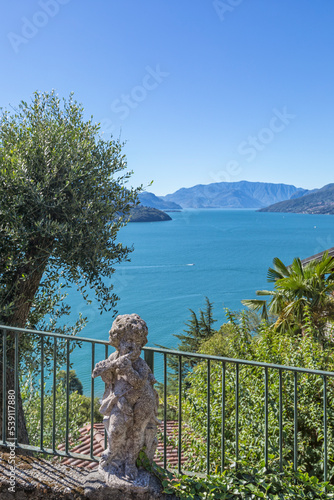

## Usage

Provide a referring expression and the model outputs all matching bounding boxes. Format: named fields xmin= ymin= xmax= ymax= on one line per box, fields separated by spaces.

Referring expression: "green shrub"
xmin=166 ymin=316 xmax=334 ymax=480
xmin=136 ymin=450 xmax=334 ymax=499
xmin=159 ymin=465 xmax=334 ymax=499
xmin=21 ymin=376 xmax=102 ymax=450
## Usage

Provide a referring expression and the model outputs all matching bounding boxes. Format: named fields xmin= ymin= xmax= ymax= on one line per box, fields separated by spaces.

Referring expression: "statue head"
xmin=109 ymin=314 xmax=148 ymax=352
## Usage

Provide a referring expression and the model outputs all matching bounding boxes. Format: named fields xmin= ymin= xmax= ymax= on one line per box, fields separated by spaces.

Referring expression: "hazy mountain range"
xmin=138 ymin=192 xmax=182 ymax=210
xmin=140 ymin=181 xmax=309 ymax=210
xmin=138 ymin=181 xmax=334 ymax=215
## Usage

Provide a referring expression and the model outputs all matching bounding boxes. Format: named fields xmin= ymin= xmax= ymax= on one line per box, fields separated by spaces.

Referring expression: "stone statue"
xmin=92 ymin=314 xmax=160 ymax=484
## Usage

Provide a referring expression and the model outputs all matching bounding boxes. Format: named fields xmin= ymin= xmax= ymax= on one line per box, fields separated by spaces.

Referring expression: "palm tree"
xmin=242 ymin=252 xmax=334 ymax=337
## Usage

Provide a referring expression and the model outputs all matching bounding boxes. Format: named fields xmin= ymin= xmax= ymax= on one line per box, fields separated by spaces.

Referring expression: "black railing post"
xmin=207 ymin=359 xmax=211 ymax=475
xmin=279 ymin=369 xmax=283 ymax=472
xmin=264 ymin=367 xmax=268 ymax=469
xmin=221 ymin=362 xmax=226 ymax=472
xmin=40 ymin=336 xmax=44 ymax=450
xmin=144 ymin=350 xmax=154 ymax=374
xmin=163 ymin=352 xmax=167 ymax=470
xmin=65 ymin=339 xmax=70 ymax=455
xmin=294 ymin=372 xmax=298 ymax=474
xmin=104 ymin=343 xmax=108 ymax=451
xmin=235 ymin=363 xmax=239 ymax=467
xmin=14 ymin=331 xmax=19 ymax=443
xmin=52 ymin=337 xmax=57 ymax=452
xmin=178 ymin=355 xmax=182 ymax=473
xmin=90 ymin=343 xmax=95 ymax=459
xmin=323 ymin=375 xmax=327 ymax=483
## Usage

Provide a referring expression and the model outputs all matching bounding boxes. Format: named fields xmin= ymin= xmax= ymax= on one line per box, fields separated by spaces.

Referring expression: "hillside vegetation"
xmin=259 ymin=183 xmax=334 ymax=214
xmin=129 ymin=206 xmax=172 ymax=222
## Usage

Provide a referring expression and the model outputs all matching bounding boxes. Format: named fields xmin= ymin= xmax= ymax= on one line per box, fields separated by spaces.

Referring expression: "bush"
xmin=158 ymin=465 xmax=334 ymax=499
xmin=21 ymin=374 xmax=102 ymax=450
xmin=166 ymin=314 xmax=334 ymax=480
xmin=136 ymin=450 xmax=334 ymax=499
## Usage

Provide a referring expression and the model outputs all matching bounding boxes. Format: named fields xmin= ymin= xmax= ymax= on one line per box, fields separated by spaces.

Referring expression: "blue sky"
xmin=1 ymin=0 xmax=334 ymax=195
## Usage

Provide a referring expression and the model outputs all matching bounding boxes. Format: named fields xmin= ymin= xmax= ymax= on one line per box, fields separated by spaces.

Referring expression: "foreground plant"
xmin=21 ymin=372 xmax=102 ymax=450
xmin=136 ymin=451 xmax=334 ymax=499
xmin=159 ymin=465 xmax=334 ymax=499
xmin=166 ymin=312 xmax=334 ymax=480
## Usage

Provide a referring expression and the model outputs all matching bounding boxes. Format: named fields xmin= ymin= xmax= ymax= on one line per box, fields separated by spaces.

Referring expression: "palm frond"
xmin=290 ymin=257 xmax=304 ymax=278
xmin=256 ymin=290 xmax=275 ymax=297
xmin=272 ymin=257 xmax=290 ymax=278
xmin=241 ymin=299 xmax=268 ymax=320
xmin=267 ymin=267 xmax=285 ymax=283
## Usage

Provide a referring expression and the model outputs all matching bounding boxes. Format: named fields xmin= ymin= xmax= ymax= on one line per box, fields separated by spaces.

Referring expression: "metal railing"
xmin=0 ymin=324 xmax=333 ymax=481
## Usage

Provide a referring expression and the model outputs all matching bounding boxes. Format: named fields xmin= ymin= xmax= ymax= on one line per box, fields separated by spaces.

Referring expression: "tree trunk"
xmin=1 ymin=237 xmax=54 ymax=450
xmin=0 ymin=338 xmax=30 ymax=449
xmin=5 ymin=238 xmax=53 ymax=328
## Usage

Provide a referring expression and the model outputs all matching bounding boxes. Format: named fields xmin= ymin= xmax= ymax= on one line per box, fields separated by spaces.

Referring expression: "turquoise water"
xmin=65 ymin=209 xmax=334 ymax=393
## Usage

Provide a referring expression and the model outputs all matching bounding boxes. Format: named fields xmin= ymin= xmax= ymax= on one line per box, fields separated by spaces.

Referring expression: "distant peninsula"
xmin=259 ymin=183 xmax=334 ymax=215
xmin=129 ymin=206 xmax=172 ymax=222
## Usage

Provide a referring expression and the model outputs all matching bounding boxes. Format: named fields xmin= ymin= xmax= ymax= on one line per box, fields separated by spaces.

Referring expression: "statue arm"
xmin=92 ymin=352 xmax=117 ymax=379
xmin=115 ymin=356 xmax=148 ymax=389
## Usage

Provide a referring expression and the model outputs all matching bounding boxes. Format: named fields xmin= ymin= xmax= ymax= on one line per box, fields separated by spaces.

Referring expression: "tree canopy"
xmin=242 ymin=252 xmax=334 ymax=340
xmin=0 ymin=90 xmax=139 ymax=328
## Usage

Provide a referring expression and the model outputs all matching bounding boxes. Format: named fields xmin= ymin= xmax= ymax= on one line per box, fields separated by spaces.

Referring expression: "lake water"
xmin=65 ymin=209 xmax=334 ymax=394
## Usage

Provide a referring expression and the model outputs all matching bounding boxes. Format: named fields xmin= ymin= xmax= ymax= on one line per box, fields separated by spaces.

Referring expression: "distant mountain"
xmin=259 ymin=183 xmax=334 ymax=214
xmin=129 ymin=206 xmax=172 ymax=222
xmin=161 ymin=181 xmax=308 ymax=209
xmin=138 ymin=192 xmax=182 ymax=210
xmin=289 ymin=188 xmax=316 ymax=200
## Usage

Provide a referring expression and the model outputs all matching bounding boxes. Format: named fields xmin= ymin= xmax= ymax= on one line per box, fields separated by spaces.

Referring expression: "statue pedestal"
xmin=84 ymin=468 xmax=175 ymax=499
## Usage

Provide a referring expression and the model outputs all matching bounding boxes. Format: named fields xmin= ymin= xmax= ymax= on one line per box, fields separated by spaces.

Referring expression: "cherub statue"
xmin=92 ymin=314 xmax=160 ymax=482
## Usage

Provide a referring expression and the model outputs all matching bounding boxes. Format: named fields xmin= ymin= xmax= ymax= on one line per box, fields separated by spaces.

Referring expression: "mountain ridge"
xmin=160 ymin=181 xmax=308 ymax=209
xmin=138 ymin=192 xmax=181 ymax=210
xmin=258 ymin=183 xmax=334 ymax=214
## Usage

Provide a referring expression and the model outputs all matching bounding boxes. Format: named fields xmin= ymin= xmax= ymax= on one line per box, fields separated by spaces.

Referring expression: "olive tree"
xmin=0 ymin=90 xmax=139 ymax=444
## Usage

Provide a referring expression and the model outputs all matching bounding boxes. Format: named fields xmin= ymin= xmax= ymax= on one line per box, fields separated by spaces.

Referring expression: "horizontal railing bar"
xmin=1 ymin=324 xmax=334 ymax=377
xmin=142 ymin=346 xmax=334 ymax=377
xmin=0 ymin=324 xmax=109 ymax=345
xmin=0 ymin=441 xmax=100 ymax=462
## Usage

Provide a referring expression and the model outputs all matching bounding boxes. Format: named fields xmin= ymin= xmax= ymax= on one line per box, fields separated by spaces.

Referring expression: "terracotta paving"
xmin=58 ymin=421 xmax=185 ymax=469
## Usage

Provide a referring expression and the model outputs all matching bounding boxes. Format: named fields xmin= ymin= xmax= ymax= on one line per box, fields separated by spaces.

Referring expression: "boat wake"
xmin=117 ymin=263 xmax=195 ymax=269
